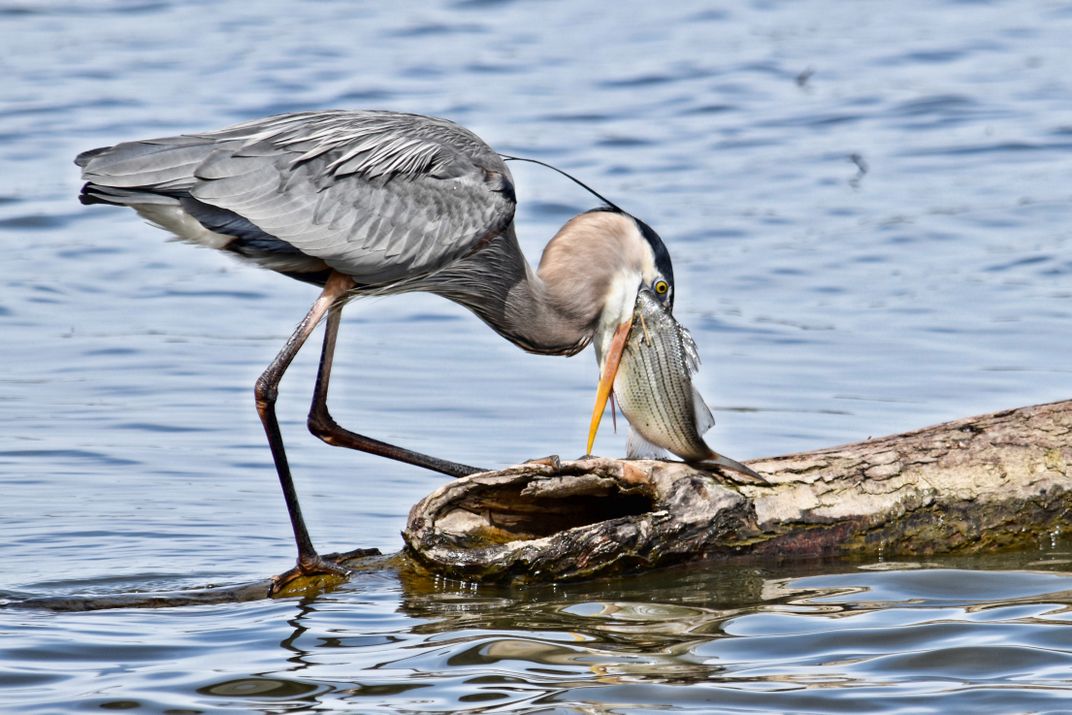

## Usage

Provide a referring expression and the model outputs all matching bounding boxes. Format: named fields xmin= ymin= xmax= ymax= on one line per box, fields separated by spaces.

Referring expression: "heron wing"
xmin=77 ymin=110 xmax=516 ymax=285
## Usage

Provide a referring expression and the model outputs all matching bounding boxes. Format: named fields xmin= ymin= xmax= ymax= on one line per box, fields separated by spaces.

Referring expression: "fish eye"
xmin=653 ymin=279 xmax=670 ymax=297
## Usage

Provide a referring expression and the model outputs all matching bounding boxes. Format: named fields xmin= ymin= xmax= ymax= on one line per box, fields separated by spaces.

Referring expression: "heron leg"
xmin=255 ymin=272 xmax=357 ymax=594
xmin=307 ymin=304 xmax=486 ymax=478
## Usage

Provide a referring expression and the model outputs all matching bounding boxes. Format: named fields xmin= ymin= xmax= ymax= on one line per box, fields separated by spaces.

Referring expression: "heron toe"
xmin=269 ymin=554 xmax=354 ymax=597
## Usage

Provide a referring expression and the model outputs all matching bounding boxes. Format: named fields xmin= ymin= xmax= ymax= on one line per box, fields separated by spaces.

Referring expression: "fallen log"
xmin=9 ymin=399 xmax=1068 ymax=610
xmin=403 ymin=399 xmax=1071 ymax=582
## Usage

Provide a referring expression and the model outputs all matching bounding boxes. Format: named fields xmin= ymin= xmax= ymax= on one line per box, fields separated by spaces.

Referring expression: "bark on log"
xmin=403 ymin=399 xmax=1072 ymax=583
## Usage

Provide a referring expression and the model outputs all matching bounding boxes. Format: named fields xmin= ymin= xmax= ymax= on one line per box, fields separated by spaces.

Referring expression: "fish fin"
xmin=626 ymin=428 xmax=668 ymax=460
xmin=693 ymin=387 xmax=716 ymax=434
xmin=679 ymin=324 xmax=702 ymax=375
xmin=681 ymin=322 xmax=715 ymax=434
xmin=699 ymin=452 xmax=767 ymax=485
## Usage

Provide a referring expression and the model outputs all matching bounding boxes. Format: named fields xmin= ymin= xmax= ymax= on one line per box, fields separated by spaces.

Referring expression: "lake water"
xmin=2 ymin=0 xmax=1071 ymax=711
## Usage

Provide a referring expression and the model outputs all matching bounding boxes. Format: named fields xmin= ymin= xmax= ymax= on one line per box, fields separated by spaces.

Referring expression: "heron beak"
xmin=586 ymin=318 xmax=633 ymax=455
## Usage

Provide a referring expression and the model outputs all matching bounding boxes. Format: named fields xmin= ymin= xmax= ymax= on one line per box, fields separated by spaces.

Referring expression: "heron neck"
xmin=423 ymin=226 xmax=595 ymax=356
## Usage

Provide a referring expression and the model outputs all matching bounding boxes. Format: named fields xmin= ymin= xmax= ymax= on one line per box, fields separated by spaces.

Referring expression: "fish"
xmin=610 ymin=289 xmax=765 ymax=484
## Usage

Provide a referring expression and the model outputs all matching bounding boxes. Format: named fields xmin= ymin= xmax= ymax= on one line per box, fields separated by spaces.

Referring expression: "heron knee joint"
xmin=307 ymin=410 xmax=340 ymax=442
xmin=254 ymin=376 xmax=279 ymax=408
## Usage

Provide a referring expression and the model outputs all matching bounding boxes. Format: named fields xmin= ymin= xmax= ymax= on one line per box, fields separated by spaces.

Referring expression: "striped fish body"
xmin=613 ymin=290 xmax=714 ymax=463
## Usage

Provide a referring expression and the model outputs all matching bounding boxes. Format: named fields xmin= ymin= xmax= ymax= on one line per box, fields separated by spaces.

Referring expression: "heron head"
xmin=539 ymin=208 xmax=675 ymax=454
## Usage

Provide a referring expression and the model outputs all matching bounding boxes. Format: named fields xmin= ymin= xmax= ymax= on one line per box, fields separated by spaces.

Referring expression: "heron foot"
xmin=269 ymin=548 xmax=379 ymax=597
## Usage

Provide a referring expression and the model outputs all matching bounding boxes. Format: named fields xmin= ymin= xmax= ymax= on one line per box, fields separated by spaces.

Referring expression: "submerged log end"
xmin=403 ymin=400 xmax=1072 ymax=583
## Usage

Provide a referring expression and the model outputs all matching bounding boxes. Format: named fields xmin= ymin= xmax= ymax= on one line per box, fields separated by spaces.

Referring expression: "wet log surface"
xmin=9 ymin=400 xmax=1069 ymax=610
xmin=403 ymin=399 xmax=1071 ymax=582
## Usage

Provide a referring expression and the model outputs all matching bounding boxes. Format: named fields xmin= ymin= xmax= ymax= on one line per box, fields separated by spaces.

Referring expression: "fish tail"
xmin=700 ymin=452 xmax=767 ymax=485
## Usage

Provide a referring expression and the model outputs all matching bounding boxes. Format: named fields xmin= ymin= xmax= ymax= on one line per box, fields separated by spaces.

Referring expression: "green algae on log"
xmin=403 ymin=399 xmax=1072 ymax=582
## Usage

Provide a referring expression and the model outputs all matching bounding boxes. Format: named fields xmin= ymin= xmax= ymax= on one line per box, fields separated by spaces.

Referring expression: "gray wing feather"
xmin=77 ymin=136 xmax=211 ymax=191
xmin=78 ymin=110 xmax=515 ymax=285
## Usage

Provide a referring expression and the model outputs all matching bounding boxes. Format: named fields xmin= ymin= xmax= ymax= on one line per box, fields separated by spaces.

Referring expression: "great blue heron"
xmin=76 ymin=110 xmax=681 ymax=592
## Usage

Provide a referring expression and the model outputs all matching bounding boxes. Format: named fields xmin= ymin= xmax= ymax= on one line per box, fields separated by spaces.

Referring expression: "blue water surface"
xmin=1 ymin=0 xmax=1070 ymax=712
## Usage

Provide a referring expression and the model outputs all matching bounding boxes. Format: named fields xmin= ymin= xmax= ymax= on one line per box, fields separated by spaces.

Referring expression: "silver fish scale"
xmin=613 ymin=291 xmax=714 ymax=463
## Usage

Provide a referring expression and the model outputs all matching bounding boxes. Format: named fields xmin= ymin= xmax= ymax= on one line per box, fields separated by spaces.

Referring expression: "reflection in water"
xmin=199 ymin=676 xmax=321 ymax=698
xmin=195 ymin=599 xmax=337 ymax=706
xmin=182 ymin=553 xmax=1072 ymax=711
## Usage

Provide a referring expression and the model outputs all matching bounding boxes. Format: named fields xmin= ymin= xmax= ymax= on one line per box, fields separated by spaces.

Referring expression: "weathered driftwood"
xmin=403 ymin=399 xmax=1071 ymax=582
xmin=10 ymin=399 xmax=1068 ymax=610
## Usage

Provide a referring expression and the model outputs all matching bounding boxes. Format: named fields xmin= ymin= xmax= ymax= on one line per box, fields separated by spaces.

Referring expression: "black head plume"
xmin=499 ymin=154 xmax=623 ymax=212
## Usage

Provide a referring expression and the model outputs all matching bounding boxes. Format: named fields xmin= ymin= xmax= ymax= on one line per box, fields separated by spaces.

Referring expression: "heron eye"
xmin=653 ymin=279 xmax=670 ymax=296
